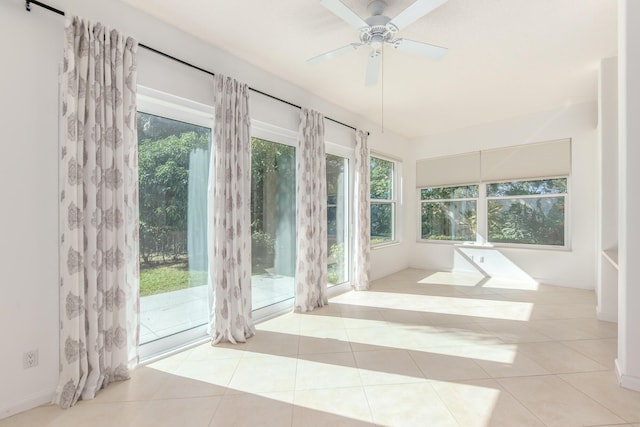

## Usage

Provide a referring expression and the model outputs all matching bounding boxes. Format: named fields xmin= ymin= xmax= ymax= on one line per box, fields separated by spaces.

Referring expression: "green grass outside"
xmin=139 ymin=262 xmax=207 ymax=297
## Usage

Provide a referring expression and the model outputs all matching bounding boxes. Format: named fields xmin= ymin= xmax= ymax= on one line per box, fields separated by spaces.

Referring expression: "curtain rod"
xmin=25 ymin=0 xmax=365 ymax=134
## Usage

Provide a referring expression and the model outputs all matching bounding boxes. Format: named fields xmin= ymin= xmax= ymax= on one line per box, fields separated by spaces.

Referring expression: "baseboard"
xmin=596 ymin=307 xmax=618 ymax=323
xmin=0 ymin=390 xmax=54 ymax=420
xmin=615 ymin=359 xmax=640 ymax=392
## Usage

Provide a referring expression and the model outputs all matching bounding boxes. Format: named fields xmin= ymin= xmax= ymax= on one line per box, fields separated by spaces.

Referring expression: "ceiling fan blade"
xmin=307 ymin=43 xmax=363 ymax=64
xmin=321 ymin=0 xmax=369 ymax=30
xmin=390 ymin=38 xmax=448 ymax=59
xmin=388 ymin=0 xmax=448 ymax=31
xmin=365 ymin=51 xmax=381 ymax=86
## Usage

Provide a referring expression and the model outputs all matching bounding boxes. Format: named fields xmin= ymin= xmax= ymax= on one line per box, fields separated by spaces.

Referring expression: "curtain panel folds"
xmin=294 ymin=109 xmax=328 ymax=312
xmin=57 ymin=15 xmax=140 ymax=408
xmin=352 ymin=130 xmax=371 ymax=291
xmin=209 ymin=74 xmax=256 ymax=344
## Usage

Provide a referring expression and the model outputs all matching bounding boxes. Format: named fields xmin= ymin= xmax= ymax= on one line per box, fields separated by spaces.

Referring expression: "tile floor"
xmin=3 ymin=268 xmax=640 ymax=427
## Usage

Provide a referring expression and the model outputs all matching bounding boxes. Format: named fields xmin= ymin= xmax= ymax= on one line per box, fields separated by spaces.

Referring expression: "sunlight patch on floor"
xmin=335 ymin=291 xmax=534 ymax=322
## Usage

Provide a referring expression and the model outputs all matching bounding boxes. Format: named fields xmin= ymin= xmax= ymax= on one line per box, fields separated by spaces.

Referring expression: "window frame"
xmin=417 ymin=176 xmax=571 ymax=250
xmin=485 ymin=176 xmax=570 ymax=250
xmin=417 ymin=183 xmax=479 ymax=243
xmin=370 ymin=152 xmax=402 ymax=248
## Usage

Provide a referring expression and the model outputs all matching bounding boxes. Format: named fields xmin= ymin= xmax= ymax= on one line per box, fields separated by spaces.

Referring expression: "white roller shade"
xmin=416 ymin=152 xmax=481 ymax=187
xmin=416 ymin=139 xmax=571 ymax=188
xmin=481 ymin=139 xmax=571 ymax=182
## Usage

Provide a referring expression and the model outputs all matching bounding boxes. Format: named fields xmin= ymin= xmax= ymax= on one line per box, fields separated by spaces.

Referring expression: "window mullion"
xmin=478 ymin=183 xmax=487 ymax=244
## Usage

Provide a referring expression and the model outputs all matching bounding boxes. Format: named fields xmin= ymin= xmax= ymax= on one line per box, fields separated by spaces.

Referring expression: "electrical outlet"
xmin=23 ymin=350 xmax=39 ymax=369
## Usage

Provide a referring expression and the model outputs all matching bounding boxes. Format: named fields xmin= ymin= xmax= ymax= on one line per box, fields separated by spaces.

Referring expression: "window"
xmin=136 ymin=90 xmax=213 ymax=355
xmin=250 ymin=136 xmax=296 ymax=311
xmin=420 ymin=185 xmax=478 ymax=241
xmin=487 ymin=178 xmax=567 ymax=246
xmin=418 ymin=178 xmax=568 ymax=248
xmin=327 ymin=153 xmax=349 ymax=285
xmin=370 ymin=155 xmax=399 ymax=245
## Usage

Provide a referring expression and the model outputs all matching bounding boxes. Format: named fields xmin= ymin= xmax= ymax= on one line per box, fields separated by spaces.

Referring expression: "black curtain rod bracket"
xmin=24 ymin=0 xmax=366 ymax=135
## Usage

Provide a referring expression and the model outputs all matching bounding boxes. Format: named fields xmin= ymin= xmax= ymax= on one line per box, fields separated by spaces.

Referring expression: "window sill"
xmin=371 ymin=241 xmax=401 ymax=250
xmin=454 ymin=242 xmax=495 ymax=248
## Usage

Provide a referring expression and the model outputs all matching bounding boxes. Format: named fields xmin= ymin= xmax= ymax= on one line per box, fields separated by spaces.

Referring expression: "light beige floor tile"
xmin=299 ymin=312 xmax=346 ymax=331
xmin=210 ymin=392 xmax=293 ymax=427
xmin=475 ymin=319 xmax=553 ymax=343
xmin=129 ymin=397 xmax=221 ymax=427
xmin=563 ymin=318 xmax=618 ymax=338
xmin=560 ymin=371 xmax=640 ymax=422
xmin=0 ymin=405 xmax=69 ymax=427
xmin=228 ymin=354 xmax=297 ymax=394
xmin=146 ymin=347 xmax=195 ymax=373
xmin=339 ymin=309 xmax=388 ymax=329
xmin=241 ymin=330 xmax=300 ymax=357
xmin=293 ymin=387 xmax=374 ymax=426
xmin=186 ymin=342 xmax=245 ymax=361
xmin=561 ymin=338 xmax=618 ymax=368
xmin=256 ymin=312 xmax=301 ymax=333
xmin=529 ymin=303 xmax=597 ymax=320
xmin=409 ymin=349 xmax=490 ymax=381
xmin=498 ymin=375 xmax=624 ymax=427
xmin=2 ymin=401 xmax=143 ymax=427
xmin=378 ymin=307 xmax=430 ymax=326
xmin=527 ymin=319 xmax=600 ymax=340
xmin=516 ymin=341 xmax=609 ymax=374
xmin=152 ymin=371 xmax=229 ymax=399
xmin=430 ymin=379 xmax=544 ymax=426
xmin=173 ymin=357 xmax=241 ymax=387
xmin=364 ymin=382 xmax=459 ymax=427
xmin=295 ymin=352 xmax=361 ymax=390
xmin=353 ymin=349 xmax=425 ymax=385
xmin=473 ymin=348 xmax=550 ymax=378
xmin=90 ymin=366 xmax=170 ymax=402
xmin=291 ymin=408 xmax=376 ymax=427
xmin=422 ymin=311 xmax=483 ymax=326
xmin=298 ymin=329 xmax=353 ymax=354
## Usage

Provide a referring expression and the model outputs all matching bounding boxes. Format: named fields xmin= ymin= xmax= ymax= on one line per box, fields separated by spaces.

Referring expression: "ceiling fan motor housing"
xmin=361 ymin=14 xmax=394 ymax=48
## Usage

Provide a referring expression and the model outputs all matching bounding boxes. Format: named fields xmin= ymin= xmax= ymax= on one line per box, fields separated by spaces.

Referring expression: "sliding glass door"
xmin=250 ymin=137 xmax=296 ymax=310
xmin=137 ymin=88 xmax=213 ymax=357
xmin=326 ymin=153 xmax=349 ymax=285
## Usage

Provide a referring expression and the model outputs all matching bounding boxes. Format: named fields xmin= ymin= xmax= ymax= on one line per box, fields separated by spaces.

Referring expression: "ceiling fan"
xmin=308 ymin=0 xmax=449 ymax=86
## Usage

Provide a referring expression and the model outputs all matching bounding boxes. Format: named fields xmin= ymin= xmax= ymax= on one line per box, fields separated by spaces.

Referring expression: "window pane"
xmin=137 ymin=112 xmax=211 ymax=345
xmin=327 ymin=154 xmax=349 ymax=285
xmin=251 ymin=138 xmax=296 ymax=310
xmin=371 ymin=202 xmax=394 ymax=244
xmin=421 ymin=201 xmax=477 ymax=241
xmin=370 ymin=156 xmax=394 ymax=200
xmin=488 ymin=197 xmax=565 ymax=245
xmin=421 ymin=185 xmax=479 ymax=200
xmin=487 ymin=178 xmax=567 ymax=197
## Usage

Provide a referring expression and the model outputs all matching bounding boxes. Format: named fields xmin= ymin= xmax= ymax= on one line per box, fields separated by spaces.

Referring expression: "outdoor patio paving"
xmin=140 ymin=274 xmax=295 ymax=344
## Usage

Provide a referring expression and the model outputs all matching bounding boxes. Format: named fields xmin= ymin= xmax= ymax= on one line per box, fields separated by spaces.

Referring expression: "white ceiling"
xmin=120 ymin=0 xmax=618 ymax=139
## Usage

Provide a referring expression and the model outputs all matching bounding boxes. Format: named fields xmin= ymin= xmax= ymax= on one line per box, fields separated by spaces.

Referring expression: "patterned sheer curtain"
xmin=208 ymin=74 xmax=255 ymax=344
xmin=352 ymin=130 xmax=371 ymax=291
xmin=295 ymin=109 xmax=328 ymax=312
xmin=56 ymin=16 xmax=139 ymax=408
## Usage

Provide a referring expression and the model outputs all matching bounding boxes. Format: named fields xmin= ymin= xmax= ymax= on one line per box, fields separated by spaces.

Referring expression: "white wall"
xmin=0 ymin=0 xmax=411 ymax=417
xmin=408 ymin=101 xmax=599 ymax=289
xmin=616 ymin=0 xmax=640 ymax=392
